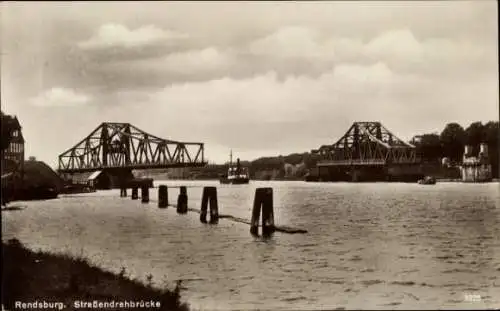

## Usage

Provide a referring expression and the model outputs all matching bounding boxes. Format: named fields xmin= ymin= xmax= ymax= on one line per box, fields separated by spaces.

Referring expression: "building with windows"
xmin=1 ymin=112 xmax=25 ymax=177
xmin=461 ymin=143 xmax=492 ymax=182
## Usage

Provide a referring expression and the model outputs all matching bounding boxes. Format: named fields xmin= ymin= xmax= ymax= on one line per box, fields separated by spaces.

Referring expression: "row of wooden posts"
xmin=119 ymin=185 xmax=275 ymax=236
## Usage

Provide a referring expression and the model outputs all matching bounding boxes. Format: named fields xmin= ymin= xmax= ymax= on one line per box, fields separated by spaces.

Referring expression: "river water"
xmin=2 ymin=181 xmax=500 ymax=310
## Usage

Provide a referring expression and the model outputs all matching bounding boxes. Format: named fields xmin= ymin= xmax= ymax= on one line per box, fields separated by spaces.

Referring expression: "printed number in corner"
xmin=464 ymin=293 xmax=481 ymax=302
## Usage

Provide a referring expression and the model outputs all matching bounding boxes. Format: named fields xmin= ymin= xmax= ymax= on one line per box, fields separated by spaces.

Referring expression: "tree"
xmin=483 ymin=121 xmax=499 ymax=146
xmin=440 ymin=123 xmax=466 ymax=162
xmin=413 ymin=133 xmax=443 ymax=161
xmin=464 ymin=121 xmax=485 ymax=155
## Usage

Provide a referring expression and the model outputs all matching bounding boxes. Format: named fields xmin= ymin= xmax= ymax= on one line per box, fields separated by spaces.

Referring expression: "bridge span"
xmin=58 ymin=122 xmax=206 ymax=188
xmin=311 ymin=122 xmax=423 ymax=182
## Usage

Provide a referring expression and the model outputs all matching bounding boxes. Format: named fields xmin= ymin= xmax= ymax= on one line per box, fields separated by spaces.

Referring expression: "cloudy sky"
xmin=1 ymin=1 xmax=498 ymax=167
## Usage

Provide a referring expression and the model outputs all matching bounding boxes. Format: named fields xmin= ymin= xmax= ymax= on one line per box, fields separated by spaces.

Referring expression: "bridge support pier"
xmin=158 ymin=185 xmax=168 ymax=208
xmin=141 ymin=186 xmax=149 ymax=203
xmin=200 ymin=187 xmax=218 ymax=224
xmin=177 ymin=186 xmax=188 ymax=214
xmin=351 ymin=168 xmax=360 ymax=182
xmin=131 ymin=187 xmax=138 ymax=200
xmin=250 ymin=188 xmax=275 ymax=237
xmin=120 ymin=187 xmax=127 ymax=197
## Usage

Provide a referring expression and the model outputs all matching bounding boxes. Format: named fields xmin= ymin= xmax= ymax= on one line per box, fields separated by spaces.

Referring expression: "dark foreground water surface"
xmin=2 ymin=181 xmax=500 ymax=310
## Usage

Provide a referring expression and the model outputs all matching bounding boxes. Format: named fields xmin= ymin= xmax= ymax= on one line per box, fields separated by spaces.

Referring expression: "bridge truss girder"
xmin=312 ymin=122 xmax=418 ymax=165
xmin=58 ymin=122 xmax=205 ymax=173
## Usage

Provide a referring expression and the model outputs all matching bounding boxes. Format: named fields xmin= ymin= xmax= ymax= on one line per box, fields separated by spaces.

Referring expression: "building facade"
xmin=1 ymin=113 xmax=25 ymax=177
xmin=461 ymin=143 xmax=492 ymax=182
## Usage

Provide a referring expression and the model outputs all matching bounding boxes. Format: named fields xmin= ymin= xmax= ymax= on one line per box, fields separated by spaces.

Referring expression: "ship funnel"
xmin=236 ymin=157 xmax=241 ymax=172
xmin=480 ymin=143 xmax=488 ymax=156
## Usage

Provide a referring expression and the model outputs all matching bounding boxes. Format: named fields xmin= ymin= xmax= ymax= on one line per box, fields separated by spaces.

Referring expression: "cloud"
xmin=3 ymin=1 xmax=497 ymax=166
xmin=30 ymin=88 xmax=91 ymax=107
xmin=133 ymin=62 xmax=427 ymax=150
xmin=72 ymin=25 xmax=493 ymax=92
xmin=119 ymin=46 xmax=236 ymax=75
xmin=163 ymin=47 xmax=235 ymax=73
xmin=364 ymin=29 xmax=424 ymax=63
xmin=245 ymin=26 xmax=491 ymax=76
xmin=78 ymin=23 xmax=187 ymax=50
xmin=361 ymin=28 xmax=490 ymax=73
xmin=248 ymin=26 xmax=335 ymax=60
xmin=119 ymin=56 xmax=495 ymax=160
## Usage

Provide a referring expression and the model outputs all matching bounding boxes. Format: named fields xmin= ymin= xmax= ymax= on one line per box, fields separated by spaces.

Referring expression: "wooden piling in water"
xmin=250 ymin=189 xmax=262 ymax=236
xmin=141 ymin=186 xmax=149 ymax=203
xmin=200 ymin=186 xmax=218 ymax=224
xmin=131 ymin=187 xmax=138 ymax=200
xmin=200 ymin=187 xmax=209 ymax=223
xmin=177 ymin=186 xmax=188 ymax=214
xmin=261 ymin=188 xmax=275 ymax=236
xmin=158 ymin=185 xmax=168 ymax=208
xmin=250 ymin=187 xmax=275 ymax=236
xmin=209 ymin=191 xmax=219 ymax=224
xmin=120 ymin=187 xmax=127 ymax=197
xmin=180 ymin=186 xmax=187 ymax=196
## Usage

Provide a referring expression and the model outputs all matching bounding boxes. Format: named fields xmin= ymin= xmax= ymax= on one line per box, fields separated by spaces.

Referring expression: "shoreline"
xmin=150 ymin=178 xmax=500 ymax=183
xmin=1 ymin=238 xmax=189 ymax=311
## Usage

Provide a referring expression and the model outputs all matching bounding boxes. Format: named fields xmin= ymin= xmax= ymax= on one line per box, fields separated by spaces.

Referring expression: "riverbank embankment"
xmin=1 ymin=238 xmax=189 ymax=311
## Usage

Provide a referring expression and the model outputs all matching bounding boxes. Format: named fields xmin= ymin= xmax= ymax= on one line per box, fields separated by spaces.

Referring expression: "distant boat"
xmin=418 ymin=176 xmax=436 ymax=185
xmin=219 ymin=151 xmax=250 ymax=184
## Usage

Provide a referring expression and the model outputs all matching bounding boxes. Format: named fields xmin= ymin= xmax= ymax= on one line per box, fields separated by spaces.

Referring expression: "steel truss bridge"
xmin=311 ymin=122 xmax=422 ymax=181
xmin=58 ymin=122 xmax=206 ymax=174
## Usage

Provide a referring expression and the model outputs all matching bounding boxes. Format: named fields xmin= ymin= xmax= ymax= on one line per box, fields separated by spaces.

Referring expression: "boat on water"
xmin=418 ymin=176 xmax=436 ymax=185
xmin=219 ymin=151 xmax=250 ymax=184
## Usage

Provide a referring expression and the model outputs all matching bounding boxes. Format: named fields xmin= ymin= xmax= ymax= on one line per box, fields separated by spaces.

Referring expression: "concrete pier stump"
xmin=250 ymin=187 xmax=274 ymax=236
xmin=200 ymin=186 xmax=218 ymax=224
xmin=158 ymin=185 xmax=168 ymax=208
xmin=177 ymin=186 xmax=188 ymax=214
xmin=131 ymin=187 xmax=138 ymax=200
xmin=141 ymin=186 xmax=149 ymax=203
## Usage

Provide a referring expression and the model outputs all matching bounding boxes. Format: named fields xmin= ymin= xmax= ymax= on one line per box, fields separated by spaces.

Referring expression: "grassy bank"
xmin=1 ymin=238 xmax=189 ymax=311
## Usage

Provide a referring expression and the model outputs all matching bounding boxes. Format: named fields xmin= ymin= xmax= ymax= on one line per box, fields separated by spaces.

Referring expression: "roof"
xmin=23 ymin=160 xmax=64 ymax=190
xmin=70 ymin=172 xmax=93 ymax=183
xmin=88 ymin=170 xmax=102 ymax=180
xmin=1 ymin=112 xmax=21 ymax=128
xmin=1 ymin=112 xmax=25 ymax=143
xmin=70 ymin=170 xmax=103 ymax=183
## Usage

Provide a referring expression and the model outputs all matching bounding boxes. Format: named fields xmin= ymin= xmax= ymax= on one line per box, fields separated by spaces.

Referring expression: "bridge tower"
xmin=58 ymin=122 xmax=206 ymax=189
xmin=311 ymin=121 xmax=422 ymax=182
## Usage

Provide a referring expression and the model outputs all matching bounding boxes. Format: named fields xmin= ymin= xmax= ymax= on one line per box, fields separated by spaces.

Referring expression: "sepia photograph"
xmin=1 ymin=1 xmax=499 ymax=310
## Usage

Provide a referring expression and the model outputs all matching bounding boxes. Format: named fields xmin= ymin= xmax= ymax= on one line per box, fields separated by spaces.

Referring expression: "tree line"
xmin=410 ymin=121 xmax=498 ymax=172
